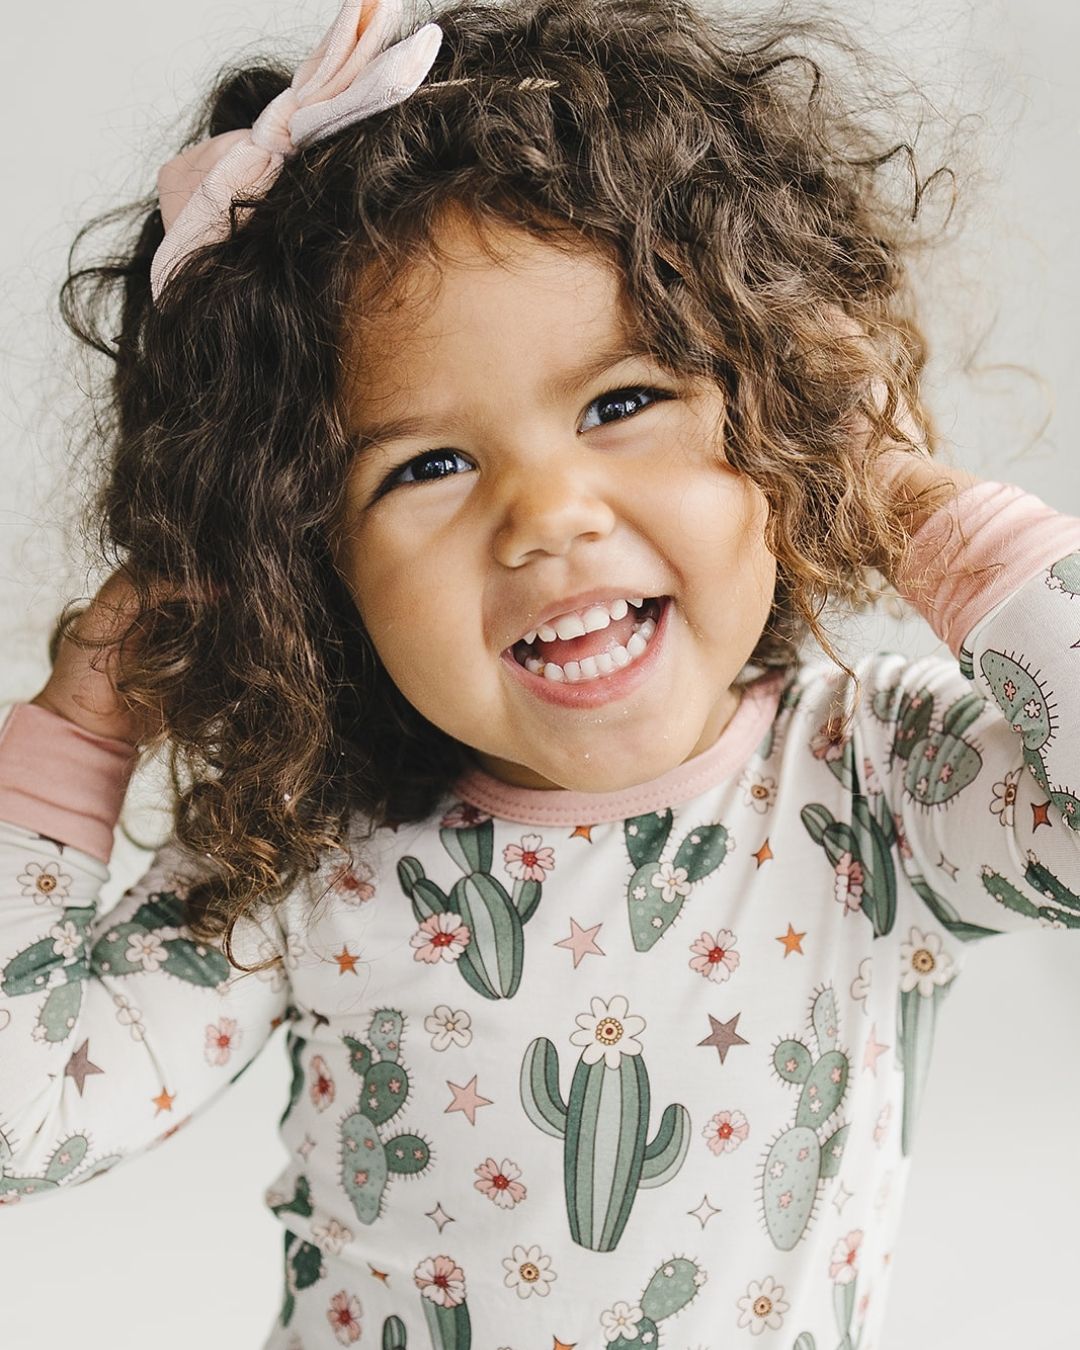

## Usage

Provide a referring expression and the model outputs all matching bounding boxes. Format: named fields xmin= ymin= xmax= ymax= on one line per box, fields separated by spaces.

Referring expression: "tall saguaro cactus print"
xmin=520 ymin=995 xmax=689 ymax=1251
xmin=397 ymin=816 xmax=545 ymax=998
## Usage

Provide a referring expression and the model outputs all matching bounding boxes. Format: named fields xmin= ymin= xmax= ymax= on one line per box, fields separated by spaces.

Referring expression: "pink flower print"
xmin=414 ymin=1254 xmax=467 ymax=1308
xmin=474 ymin=1157 xmax=527 ymax=1208
xmin=1002 ymin=678 xmax=1017 ymax=701
xmin=923 ymin=742 xmax=938 ymax=761
xmin=326 ymin=1290 xmax=362 ymax=1344
xmin=873 ymin=1102 xmax=892 ymax=1145
xmin=309 ymin=1054 xmax=335 ymax=1111
xmin=688 ymin=929 xmax=741 ymax=983
xmin=829 ymin=1229 xmax=863 ymax=1284
xmin=891 ymin=813 xmax=912 ymax=860
xmin=503 ymin=833 xmax=555 ymax=882
xmin=937 ymin=762 xmax=953 ymax=783
xmin=703 ymin=1108 xmax=749 ymax=1154
xmin=329 ymin=865 xmax=375 ymax=905
xmin=861 ymin=757 xmax=883 ymax=796
xmin=205 ymin=1016 xmax=241 ymax=1066
xmin=811 ymin=715 xmax=848 ymax=762
xmin=833 ymin=852 xmax=864 ymax=914
xmin=411 ymin=912 xmax=471 ymax=964
xmin=440 ymin=802 xmax=491 ymax=829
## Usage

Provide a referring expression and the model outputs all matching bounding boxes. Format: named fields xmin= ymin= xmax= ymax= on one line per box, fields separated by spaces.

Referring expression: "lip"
xmin=500 ymin=596 xmax=673 ymax=708
xmin=506 ymin=587 xmax=664 ymax=648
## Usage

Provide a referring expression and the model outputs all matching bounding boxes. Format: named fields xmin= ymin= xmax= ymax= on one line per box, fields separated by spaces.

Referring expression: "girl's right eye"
xmin=380 ymin=449 xmax=474 ymax=494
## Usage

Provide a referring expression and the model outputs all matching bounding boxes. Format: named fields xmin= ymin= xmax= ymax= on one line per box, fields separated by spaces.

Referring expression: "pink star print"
xmin=444 ymin=1075 xmax=493 ymax=1126
xmin=554 ymin=918 xmax=605 ymax=968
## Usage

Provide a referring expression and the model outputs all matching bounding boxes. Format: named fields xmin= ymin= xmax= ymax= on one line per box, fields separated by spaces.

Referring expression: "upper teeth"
xmin=524 ymin=596 xmax=646 ymax=645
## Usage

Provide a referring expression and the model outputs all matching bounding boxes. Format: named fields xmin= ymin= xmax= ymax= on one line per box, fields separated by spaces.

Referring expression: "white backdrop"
xmin=1 ymin=1 xmax=1078 ymax=1347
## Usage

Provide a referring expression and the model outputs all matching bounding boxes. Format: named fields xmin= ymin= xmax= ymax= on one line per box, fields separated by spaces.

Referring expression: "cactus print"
xmin=0 ymin=490 xmax=1078 ymax=1348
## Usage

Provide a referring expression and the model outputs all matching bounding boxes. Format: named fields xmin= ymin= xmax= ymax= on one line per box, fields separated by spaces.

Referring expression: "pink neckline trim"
xmin=451 ymin=669 xmax=787 ymax=825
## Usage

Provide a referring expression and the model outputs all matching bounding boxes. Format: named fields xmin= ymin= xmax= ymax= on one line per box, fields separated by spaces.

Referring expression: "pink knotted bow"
xmin=150 ymin=0 xmax=444 ymax=301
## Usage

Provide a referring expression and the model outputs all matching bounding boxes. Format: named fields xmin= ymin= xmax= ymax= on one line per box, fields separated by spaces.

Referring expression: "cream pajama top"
xmin=0 ymin=479 xmax=1078 ymax=1350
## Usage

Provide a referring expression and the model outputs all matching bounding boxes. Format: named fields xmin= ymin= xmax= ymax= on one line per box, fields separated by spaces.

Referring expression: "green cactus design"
xmin=382 ymin=1316 xmax=408 ymax=1350
xmin=623 ymin=809 xmax=733 ymax=951
xmin=267 ymin=1169 xmax=326 ymax=1326
xmin=759 ymin=987 xmax=851 ymax=1251
xmin=981 ymin=853 xmax=1080 ymax=929
xmin=520 ymin=996 xmax=689 ymax=1251
xmin=1046 ymin=552 xmax=1080 ymax=598
xmin=0 ymin=1128 xmax=121 ymax=1199
xmin=0 ymin=887 xmax=231 ymax=1046
xmin=979 ymin=649 xmax=1078 ymax=831
xmin=801 ymin=789 xmax=898 ymax=937
xmin=604 ymin=1255 xmax=707 ymax=1348
xmin=895 ymin=932 xmax=959 ymax=1156
xmin=338 ymin=1008 xmax=430 ymax=1225
xmin=397 ymin=816 xmax=544 ymax=998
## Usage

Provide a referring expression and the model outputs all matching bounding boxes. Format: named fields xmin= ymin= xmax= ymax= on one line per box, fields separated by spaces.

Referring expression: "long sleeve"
xmin=837 ymin=480 xmax=1080 ymax=948
xmin=0 ymin=701 xmax=291 ymax=1203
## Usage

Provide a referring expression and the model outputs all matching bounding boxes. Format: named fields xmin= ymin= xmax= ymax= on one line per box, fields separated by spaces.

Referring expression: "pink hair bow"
xmin=151 ymin=0 xmax=443 ymax=301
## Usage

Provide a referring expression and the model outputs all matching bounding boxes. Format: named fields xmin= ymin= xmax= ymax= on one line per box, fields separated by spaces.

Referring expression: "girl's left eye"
xmin=579 ymin=385 xmax=673 ymax=431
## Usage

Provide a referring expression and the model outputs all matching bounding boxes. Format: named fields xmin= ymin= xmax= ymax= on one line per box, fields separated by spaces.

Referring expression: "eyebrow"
xmin=349 ymin=337 xmax=659 ymax=454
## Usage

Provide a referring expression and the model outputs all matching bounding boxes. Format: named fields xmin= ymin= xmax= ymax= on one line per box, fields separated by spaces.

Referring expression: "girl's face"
xmin=334 ymin=209 xmax=777 ymax=792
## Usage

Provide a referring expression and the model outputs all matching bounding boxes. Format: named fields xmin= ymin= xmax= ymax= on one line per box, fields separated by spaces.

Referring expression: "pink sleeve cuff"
xmin=0 ymin=703 xmax=139 ymax=865
xmin=892 ymin=480 xmax=1080 ymax=656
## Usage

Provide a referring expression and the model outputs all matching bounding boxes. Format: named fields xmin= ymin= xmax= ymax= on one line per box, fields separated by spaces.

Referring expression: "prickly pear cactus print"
xmin=758 ymin=987 xmax=851 ymax=1250
xmin=397 ymin=814 xmax=547 ymax=998
xmin=520 ymin=995 xmax=690 ymax=1251
xmin=979 ymin=649 xmax=1079 ymax=830
xmin=600 ymin=1255 xmax=708 ymax=1347
xmin=0 ymin=884 xmax=230 ymax=1046
xmin=338 ymin=1009 xmax=431 ymax=1224
xmin=623 ymin=808 xmax=733 ymax=950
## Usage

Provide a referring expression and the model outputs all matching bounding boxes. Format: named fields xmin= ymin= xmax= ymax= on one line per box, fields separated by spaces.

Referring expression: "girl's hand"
xmin=28 ymin=568 xmax=191 ymax=749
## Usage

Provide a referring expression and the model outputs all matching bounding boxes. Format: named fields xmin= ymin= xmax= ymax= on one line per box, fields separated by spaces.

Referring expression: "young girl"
xmin=1 ymin=0 xmax=1077 ymax=1345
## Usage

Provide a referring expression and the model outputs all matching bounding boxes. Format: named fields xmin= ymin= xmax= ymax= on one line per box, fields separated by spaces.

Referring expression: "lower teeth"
xmin=522 ymin=613 xmax=659 ymax=683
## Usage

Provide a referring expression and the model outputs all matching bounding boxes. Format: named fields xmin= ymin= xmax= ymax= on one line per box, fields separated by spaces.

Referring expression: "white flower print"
xmin=736 ymin=1275 xmax=790 ymax=1334
xmin=18 ymin=860 xmax=71 ymax=905
xmin=48 ymin=920 xmax=80 ymax=960
xmin=475 ymin=1157 xmax=527 ymax=1208
xmin=830 ymin=1229 xmax=864 ymax=1284
xmin=650 ymin=861 xmax=691 ymax=904
xmin=570 ymin=995 xmax=646 ymax=1068
xmin=990 ymin=767 xmax=1022 ymax=828
xmin=502 ymin=1244 xmax=555 ymax=1298
xmin=688 ymin=929 xmax=741 ymax=983
xmin=850 ymin=957 xmax=872 ymax=1010
xmin=738 ymin=769 xmax=777 ymax=813
xmin=899 ymin=927 xmax=955 ymax=996
xmin=411 ymin=911 xmax=471 ymax=964
xmin=414 ymin=1254 xmax=467 ymax=1307
xmin=601 ymin=1300 xmax=644 ymax=1341
xmin=126 ymin=931 xmax=168 ymax=973
xmin=1023 ymin=698 xmax=1042 ymax=720
xmin=312 ymin=1216 xmax=354 ymax=1255
xmin=253 ymin=937 xmax=287 ymax=991
xmin=113 ymin=992 xmax=146 ymax=1041
xmin=326 ymin=1289 xmax=362 ymax=1344
xmin=424 ymin=1004 xmax=473 ymax=1051
xmin=873 ymin=1101 xmax=892 ymax=1146
xmin=703 ymin=1108 xmax=749 ymax=1154
xmin=205 ymin=1016 xmax=241 ymax=1067
xmin=503 ymin=833 xmax=555 ymax=882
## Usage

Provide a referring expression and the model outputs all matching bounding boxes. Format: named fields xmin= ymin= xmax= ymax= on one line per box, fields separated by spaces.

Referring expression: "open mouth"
xmin=509 ymin=597 xmax=667 ymax=684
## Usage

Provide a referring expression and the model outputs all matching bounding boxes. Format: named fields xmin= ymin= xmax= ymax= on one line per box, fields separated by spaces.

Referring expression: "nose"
xmin=490 ymin=456 xmax=618 ymax=567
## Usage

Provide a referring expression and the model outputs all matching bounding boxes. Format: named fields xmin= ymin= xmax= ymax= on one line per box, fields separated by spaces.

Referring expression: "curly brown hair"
xmin=50 ymin=0 xmax=975 ymax=971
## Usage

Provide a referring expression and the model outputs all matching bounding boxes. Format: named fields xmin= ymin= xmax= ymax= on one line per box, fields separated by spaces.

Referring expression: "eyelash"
xmin=375 ymin=385 xmax=675 ymax=497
